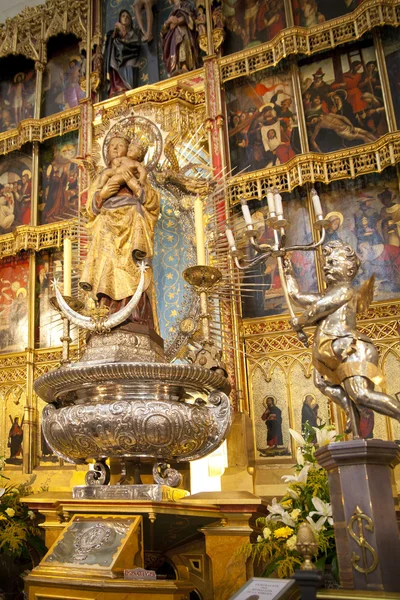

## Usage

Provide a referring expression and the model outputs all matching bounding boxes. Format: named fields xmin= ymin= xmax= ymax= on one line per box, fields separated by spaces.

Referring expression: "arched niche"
xmin=42 ymin=33 xmax=85 ymax=118
xmin=0 ymin=54 xmax=36 ymax=131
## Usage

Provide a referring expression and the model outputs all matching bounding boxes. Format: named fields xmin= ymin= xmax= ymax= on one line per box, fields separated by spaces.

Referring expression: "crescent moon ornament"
xmin=52 ymin=262 xmax=148 ymax=333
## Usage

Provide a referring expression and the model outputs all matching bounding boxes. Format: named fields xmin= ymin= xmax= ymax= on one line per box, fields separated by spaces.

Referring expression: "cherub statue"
xmin=284 ymin=239 xmax=400 ymax=435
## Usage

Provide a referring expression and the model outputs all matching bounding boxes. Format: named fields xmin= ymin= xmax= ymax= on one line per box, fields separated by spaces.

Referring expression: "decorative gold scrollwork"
xmin=348 ymin=505 xmax=379 ymax=576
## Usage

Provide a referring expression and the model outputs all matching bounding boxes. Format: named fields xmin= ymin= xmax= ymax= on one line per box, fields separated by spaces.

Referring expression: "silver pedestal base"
xmin=72 ymin=484 xmax=189 ymax=502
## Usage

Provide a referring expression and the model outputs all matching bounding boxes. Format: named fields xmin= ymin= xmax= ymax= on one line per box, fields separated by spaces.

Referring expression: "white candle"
xmin=240 ymin=199 xmax=253 ymax=226
xmin=311 ymin=189 xmax=323 ymax=217
xmin=225 ymin=228 xmax=236 ymax=250
xmin=63 ymin=237 xmax=72 ymax=297
xmin=267 ymin=188 xmax=275 ymax=214
xmin=194 ymin=195 xmax=206 ymax=265
xmin=274 ymin=189 xmax=283 ymax=217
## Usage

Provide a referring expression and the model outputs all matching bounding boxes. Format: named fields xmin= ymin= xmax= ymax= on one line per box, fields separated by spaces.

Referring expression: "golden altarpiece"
xmin=0 ymin=0 xmax=400 ymax=598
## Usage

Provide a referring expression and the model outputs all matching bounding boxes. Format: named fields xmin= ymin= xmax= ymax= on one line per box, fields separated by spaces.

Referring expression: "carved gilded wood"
xmin=219 ymin=0 xmax=400 ymax=82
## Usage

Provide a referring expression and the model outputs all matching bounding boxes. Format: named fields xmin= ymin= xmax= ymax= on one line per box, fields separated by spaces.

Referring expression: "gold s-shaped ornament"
xmin=348 ymin=505 xmax=379 ymax=578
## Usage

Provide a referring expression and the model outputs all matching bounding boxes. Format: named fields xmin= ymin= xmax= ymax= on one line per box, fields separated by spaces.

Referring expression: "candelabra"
xmin=225 ymin=188 xmax=329 ymax=346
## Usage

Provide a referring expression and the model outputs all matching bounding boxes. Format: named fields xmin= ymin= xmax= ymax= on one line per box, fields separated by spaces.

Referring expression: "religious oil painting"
xmin=237 ymin=189 xmax=317 ymax=319
xmin=299 ymin=43 xmax=388 ymax=153
xmin=317 ymin=168 xmax=400 ymax=301
xmin=38 ymin=132 xmax=79 ymax=225
xmin=251 ymin=359 xmax=291 ymax=458
xmin=382 ymin=27 xmax=400 ymax=130
xmin=221 ymin=0 xmax=286 ymax=56
xmin=42 ymin=34 xmax=85 ymax=117
xmin=292 ymin=0 xmax=363 ymax=27
xmin=0 ymin=253 xmax=29 ymax=354
xmin=226 ymin=68 xmax=300 ymax=176
xmin=0 ymin=55 xmax=36 ymax=132
xmin=36 ymin=249 xmax=78 ymax=349
xmin=0 ymin=149 xmax=32 ymax=233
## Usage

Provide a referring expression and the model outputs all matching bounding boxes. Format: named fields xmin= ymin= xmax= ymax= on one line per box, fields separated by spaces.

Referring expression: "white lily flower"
xmin=286 ymin=487 xmax=300 ymax=501
xmin=0 ymin=488 xmax=5 ymax=498
xmin=266 ymin=498 xmax=296 ymax=527
xmin=309 ymin=496 xmax=333 ymax=527
xmin=306 ymin=515 xmax=326 ymax=532
xmin=296 ymin=447 xmax=305 ymax=466
xmin=282 ymin=464 xmax=310 ymax=484
xmin=313 ymin=427 xmax=337 ymax=447
xmin=289 ymin=428 xmax=306 ymax=447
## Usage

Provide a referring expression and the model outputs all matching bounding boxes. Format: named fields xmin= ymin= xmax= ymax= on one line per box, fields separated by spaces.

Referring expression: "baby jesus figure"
xmin=96 ymin=141 xmax=148 ymax=209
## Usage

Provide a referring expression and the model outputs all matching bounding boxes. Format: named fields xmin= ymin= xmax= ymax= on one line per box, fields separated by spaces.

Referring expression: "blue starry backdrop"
xmin=153 ymin=193 xmax=195 ymax=345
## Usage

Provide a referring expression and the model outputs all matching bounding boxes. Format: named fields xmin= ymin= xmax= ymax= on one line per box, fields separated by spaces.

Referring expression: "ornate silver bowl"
xmin=35 ymin=330 xmax=232 ymax=469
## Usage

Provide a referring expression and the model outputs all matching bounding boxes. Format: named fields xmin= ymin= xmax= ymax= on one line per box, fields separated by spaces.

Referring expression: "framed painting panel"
xmin=317 ymin=167 xmax=400 ymax=302
xmin=226 ymin=68 xmax=301 ymax=176
xmin=35 ymin=249 xmax=78 ymax=349
xmin=292 ymin=0 xmax=363 ymax=27
xmin=251 ymin=358 xmax=292 ymax=458
xmin=382 ymin=27 xmax=400 ymax=130
xmin=299 ymin=43 xmax=388 ymax=153
xmin=3 ymin=387 xmax=26 ymax=466
xmin=42 ymin=34 xmax=85 ymax=117
xmin=0 ymin=148 xmax=32 ymax=233
xmin=38 ymin=132 xmax=79 ymax=225
xmin=221 ymin=0 xmax=286 ymax=56
xmin=0 ymin=55 xmax=35 ymax=132
xmin=235 ymin=189 xmax=317 ymax=319
xmin=0 ymin=253 xmax=29 ymax=353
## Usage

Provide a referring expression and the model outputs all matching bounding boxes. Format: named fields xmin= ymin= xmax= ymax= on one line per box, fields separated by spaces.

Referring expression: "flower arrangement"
xmin=0 ymin=457 xmax=46 ymax=599
xmin=243 ymin=423 xmax=340 ymax=580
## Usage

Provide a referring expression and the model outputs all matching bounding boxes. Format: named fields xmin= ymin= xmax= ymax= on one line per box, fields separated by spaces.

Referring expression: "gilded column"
xmin=204 ymin=56 xmax=242 ymax=411
xmin=23 ymin=251 xmax=37 ymax=474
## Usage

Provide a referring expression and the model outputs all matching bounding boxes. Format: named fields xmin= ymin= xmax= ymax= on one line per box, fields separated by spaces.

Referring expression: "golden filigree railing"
xmin=227 ymin=132 xmax=400 ymax=204
xmin=0 ymin=219 xmax=78 ymax=259
xmin=0 ymin=108 xmax=81 ymax=156
xmin=219 ymin=0 xmax=400 ymax=82
xmin=241 ymin=302 xmax=400 ymax=356
xmin=0 ymin=0 xmax=88 ymax=62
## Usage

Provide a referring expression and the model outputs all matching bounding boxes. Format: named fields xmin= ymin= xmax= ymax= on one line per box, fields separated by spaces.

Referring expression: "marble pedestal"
xmin=316 ymin=439 xmax=400 ymax=593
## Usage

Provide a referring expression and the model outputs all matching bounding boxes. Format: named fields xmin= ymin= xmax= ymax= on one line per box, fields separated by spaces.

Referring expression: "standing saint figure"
xmin=161 ymin=0 xmax=201 ymax=77
xmin=80 ymin=134 xmax=160 ymax=332
xmin=104 ymin=10 xmax=141 ymax=97
xmin=261 ymin=395 xmax=283 ymax=447
xmin=8 ymin=415 xmax=23 ymax=460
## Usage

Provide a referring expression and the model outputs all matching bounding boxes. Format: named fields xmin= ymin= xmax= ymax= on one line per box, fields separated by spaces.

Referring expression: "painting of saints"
xmin=39 ymin=136 xmax=79 ymax=224
xmin=42 ymin=37 xmax=85 ymax=117
xmin=319 ymin=170 xmax=400 ymax=300
xmin=292 ymin=0 xmax=363 ymax=26
xmin=383 ymin=29 xmax=400 ymax=129
xmin=301 ymin=394 xmax=319 ymax=430
xmin=227 ymin=71 xmax=300 ymax=175
xmin=0 ymin=152 xmax=32 ymax=233
xmin=238 ymin=194 xmax=317 ymax=318
xmin=359 ymin=407 xmax=374 ymax=439
xmin=0 ymin=255 xmax=29 ymax=352
xmin=261 ymin=396 xmax=283 ymax=447
xmin=6 ymin=415 xmax=23 ymax=464
xmin=222 ymin=0 xmax=286 ymax=54
xmin=300 ymin=46 xmax=387 ymax=153
xmin=0 ymin=63 xmax=35 ymax=131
